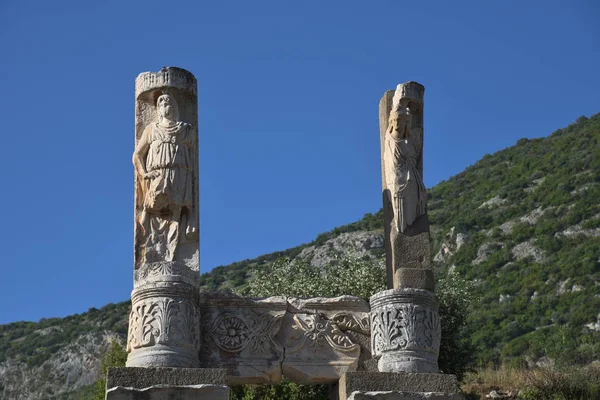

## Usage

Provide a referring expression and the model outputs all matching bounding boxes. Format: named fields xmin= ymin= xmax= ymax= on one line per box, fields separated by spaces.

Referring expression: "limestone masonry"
xmin=106 ymin=68 xmax=463 ymax=400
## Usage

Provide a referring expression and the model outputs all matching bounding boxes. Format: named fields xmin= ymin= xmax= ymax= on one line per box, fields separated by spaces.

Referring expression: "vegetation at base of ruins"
xmin=245 ymin=255 xmax=477 ymax=380
xmin=462 ymin=364 xmax=600 ymax=399
xmin=230 ymin=378 xmax=329 ymax=400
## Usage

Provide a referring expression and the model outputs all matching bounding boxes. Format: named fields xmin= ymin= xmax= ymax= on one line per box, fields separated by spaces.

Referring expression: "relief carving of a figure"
xmin=133 ymin=94 xmax=198 ymax=266
xmin=383 ymin=98 xmax=426 ymax=233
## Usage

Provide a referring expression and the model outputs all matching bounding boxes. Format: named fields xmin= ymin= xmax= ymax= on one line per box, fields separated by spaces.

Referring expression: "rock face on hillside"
xmin=0 ymin=332 xmax=121 ymax=400
xmin=298 ymin=231 xmax=384 ymax=268
xmin=0 ymin=113 xmax=599 ymax=399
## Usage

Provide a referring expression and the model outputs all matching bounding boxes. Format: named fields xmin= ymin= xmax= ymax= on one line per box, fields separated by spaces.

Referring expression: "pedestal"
xmin=126 ymin=262 xmax=201 ymax=367
xmin=338 ymin=372 xmax=464 ymax=400
xmin=370 ymin=288 xmax=440 ymax=373
xmin=106 ymin=367 xmax=230 ymax=400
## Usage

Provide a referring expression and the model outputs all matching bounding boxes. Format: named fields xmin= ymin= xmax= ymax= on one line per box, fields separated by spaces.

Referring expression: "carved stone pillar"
xmin=126 ymin=67 xmax=201 ymax=368
xmin=371 ymin=82 xmax=441 ymax=373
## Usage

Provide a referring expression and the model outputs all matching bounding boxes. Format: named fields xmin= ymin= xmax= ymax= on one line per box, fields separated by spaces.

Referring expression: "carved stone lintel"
xmin=370 ymin=289 xmax=440 ymax=373
xmin=199 ymin=294 xmax=287 ymax=385
xmin=280 ymin=296 xmax=371 ymax=384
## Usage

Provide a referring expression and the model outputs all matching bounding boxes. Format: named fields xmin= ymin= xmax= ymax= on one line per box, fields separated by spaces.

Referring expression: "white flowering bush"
xmin=245 ymin=254 xmax=386 ymax=300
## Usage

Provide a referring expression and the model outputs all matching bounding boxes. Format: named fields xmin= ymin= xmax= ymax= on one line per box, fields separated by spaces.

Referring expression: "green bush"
xmin=245 ymin=255 xmax=477 ymax=381
xmin=87 ymin=340 xmax=127 ymax=400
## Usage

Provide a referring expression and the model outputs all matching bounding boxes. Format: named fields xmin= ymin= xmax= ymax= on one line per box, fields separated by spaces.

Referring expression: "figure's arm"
xmin=132 ymin=127 xmax=153 ymax=179
xmin=387 ymin=119 xmax=399 ymax=139
xmin=186 ymin=124 xmax=199 ymax=239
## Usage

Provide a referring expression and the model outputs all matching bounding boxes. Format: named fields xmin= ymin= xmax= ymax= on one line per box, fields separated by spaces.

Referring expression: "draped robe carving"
xmin=133 ymin=94 xmax=198 ymax=267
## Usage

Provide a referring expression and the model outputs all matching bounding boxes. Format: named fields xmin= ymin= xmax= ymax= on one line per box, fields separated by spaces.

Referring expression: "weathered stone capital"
xmin=136 ymin=66 xmax=197 ymax=98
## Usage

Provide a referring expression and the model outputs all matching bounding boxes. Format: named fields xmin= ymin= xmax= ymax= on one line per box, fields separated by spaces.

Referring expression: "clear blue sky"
xmin=0 ymin=0 xmax=598 ymax=324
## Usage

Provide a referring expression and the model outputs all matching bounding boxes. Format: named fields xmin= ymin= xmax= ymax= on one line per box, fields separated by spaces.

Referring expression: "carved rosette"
xmin=126 ymin=282 xmax=200 ymax=367
xmin=370 ymin=288 xmax=440 ymax=373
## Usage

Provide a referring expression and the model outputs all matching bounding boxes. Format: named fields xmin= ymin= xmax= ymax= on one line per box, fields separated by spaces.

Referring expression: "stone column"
xmin=126 ymin=67 xmax=201 ymax=368
xmin=370 ymin=82 xmax=441 ymax=373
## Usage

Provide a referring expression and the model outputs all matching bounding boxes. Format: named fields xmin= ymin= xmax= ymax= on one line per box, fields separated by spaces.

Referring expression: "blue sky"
xmin=0 ymin=0 xmax=598 ymax=324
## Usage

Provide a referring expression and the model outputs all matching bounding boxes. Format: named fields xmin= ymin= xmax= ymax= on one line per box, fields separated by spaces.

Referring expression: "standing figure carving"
xmin=383 ymin=93 xmax=426 ymax=234
xmin=127 ymin=67 xmax=201 ymax=369
xmin=133 ymin=93 xmax=198 ymax=267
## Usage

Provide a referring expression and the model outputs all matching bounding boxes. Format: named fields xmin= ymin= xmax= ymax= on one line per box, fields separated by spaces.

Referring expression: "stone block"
xmin=279 ymin=296 xmax=370 ymax=384
xmin=106 ymin=367 xmax=228 ymax=388
xmin=339 ymin=372 xmax=461 ymax=399
xmin=199 ymin=293 xmax=287 ymax=384
xmin=198 ymin=293 xmax=373 ymax=385
xmin=106 ymin=384 xmax=230 ymax=400
xmin=347 ymin=391 xmax=464 ymax=400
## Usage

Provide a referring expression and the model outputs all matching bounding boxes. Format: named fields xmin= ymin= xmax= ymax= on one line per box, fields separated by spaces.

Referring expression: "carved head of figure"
xmin=157 ymin=93 xmax=179 ymax=122
xmin=388 ymin=99 xmax=412 ymax=138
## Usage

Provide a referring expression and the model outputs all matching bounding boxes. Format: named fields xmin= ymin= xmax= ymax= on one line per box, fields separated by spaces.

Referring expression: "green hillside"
xmin=0 ymin=113 xmax=598 ymax=399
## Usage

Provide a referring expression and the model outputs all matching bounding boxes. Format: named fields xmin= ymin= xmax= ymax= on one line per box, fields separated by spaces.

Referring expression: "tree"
xmin=87 ymin=339 xmax=127 ymax=400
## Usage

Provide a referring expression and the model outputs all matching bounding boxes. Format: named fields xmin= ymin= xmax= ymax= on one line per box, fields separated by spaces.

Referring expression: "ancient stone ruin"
xmin=106 ymin=67 xmax=464 ymax=400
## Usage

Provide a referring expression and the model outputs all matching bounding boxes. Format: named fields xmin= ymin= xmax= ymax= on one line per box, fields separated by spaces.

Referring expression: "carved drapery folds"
xmin=126 ymin=67 xmax=201 ymax=368
xmin=379 ymin=82 xmax=434 ymax=291
xmin=383 ymin=85 xmax=426 ymax=234
xmin=133 ymin=68 xmax=199 ymax=272
xmin=370 ymin=288 xmax=440 ymax=373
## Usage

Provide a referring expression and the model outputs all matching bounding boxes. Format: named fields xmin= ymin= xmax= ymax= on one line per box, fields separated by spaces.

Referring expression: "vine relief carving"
xmin=287 ymin=313 xmax=360 ymax=353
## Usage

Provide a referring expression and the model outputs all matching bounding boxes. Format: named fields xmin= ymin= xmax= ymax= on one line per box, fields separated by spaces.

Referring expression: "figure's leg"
xmin=165 ymin=206 xmax=182 ymax=261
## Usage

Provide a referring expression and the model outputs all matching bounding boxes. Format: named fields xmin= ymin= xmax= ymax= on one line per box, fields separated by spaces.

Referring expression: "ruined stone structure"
xmin=370 ymin=83 xmax=442 ymax=374
xmin=126 ymin=68 xmax=202 ymax=370
xmin=107 ymin=69 xmax=462 ymax=400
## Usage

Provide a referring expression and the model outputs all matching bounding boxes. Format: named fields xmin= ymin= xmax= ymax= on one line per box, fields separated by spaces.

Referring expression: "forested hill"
xmin=0 ymin=113 xmax=599 ymax=399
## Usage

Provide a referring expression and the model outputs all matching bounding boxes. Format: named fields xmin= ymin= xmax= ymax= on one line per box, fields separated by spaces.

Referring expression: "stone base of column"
xmin=338 ymin=372 xmax=464 ymax=400
xmin=126 ymin=262 xmax=201 ymax=368
xmin=347 ymin=391 xmax=464 ymax=400
xmin=370 ymin=288 xmax=441 ymax=373
xmin=106 ymin=385 xmax=230 ymax=400
xmin=106 ymin=367 xmax=230 ymax=400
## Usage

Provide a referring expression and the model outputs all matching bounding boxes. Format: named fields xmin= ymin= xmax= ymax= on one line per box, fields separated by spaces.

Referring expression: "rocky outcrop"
xmin=298 ymin=231 xmax=384 ymax=268
xmin=0 ymin=331 xmax=122 ymax=400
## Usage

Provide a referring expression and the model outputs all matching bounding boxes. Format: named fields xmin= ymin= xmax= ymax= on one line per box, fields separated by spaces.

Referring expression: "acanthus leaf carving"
xmin=371 ymin=302 xmax=440 ymax=356
xmin=127 ymin=297 xmax=200 ymax=352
